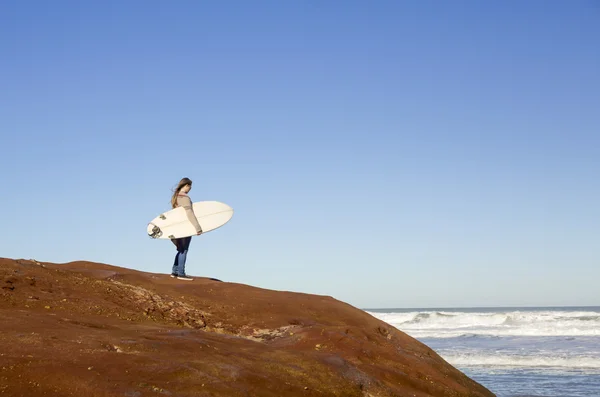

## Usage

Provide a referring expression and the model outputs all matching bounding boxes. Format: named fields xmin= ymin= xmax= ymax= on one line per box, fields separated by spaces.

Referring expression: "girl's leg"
xmin=176 ymin=237 xmax=192 ymax=276
xmin=172 ymin=251 xmax=179 ymax=275
xmin=177 ymin=250 xmax=188 ymax=275
xmin=171 ymin=238 xmax=184 ymax=275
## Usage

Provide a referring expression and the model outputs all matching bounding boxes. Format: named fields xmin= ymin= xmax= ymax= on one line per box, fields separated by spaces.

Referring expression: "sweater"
xmin=176 ymin=194 xmax=203 ymax=234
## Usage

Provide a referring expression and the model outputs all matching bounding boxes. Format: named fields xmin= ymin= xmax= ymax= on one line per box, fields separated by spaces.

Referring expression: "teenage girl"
xmin=170 ymin=177 xmax=203 ymax=280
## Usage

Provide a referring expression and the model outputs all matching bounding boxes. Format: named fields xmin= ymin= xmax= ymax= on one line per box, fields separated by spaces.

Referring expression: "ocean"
xmin=366 ymin=306 xmax=600 ymax=397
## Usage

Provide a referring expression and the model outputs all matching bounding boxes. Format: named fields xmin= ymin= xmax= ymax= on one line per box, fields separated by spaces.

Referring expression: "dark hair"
xmin=171 ymin=177 xmax=192 ymax=208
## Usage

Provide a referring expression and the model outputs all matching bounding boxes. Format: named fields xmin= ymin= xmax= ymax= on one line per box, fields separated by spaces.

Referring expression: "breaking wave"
xmin=441 ymin=352 xmax=600 ymax=370
xmin=367 ymin=309 xmax=600 ymax=338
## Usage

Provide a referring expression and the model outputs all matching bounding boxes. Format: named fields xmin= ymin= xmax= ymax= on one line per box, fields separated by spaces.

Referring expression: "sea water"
xmin=366 ymin=307 xmax=600 ymax=397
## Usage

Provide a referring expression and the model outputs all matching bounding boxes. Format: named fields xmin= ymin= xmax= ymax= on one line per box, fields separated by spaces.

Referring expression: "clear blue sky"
xmin=1 ymin=0 xmax=598 ymax=309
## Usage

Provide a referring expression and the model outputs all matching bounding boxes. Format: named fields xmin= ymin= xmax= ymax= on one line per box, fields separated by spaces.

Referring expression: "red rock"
xmin=0 ymin=258 xmax=495 ymax=396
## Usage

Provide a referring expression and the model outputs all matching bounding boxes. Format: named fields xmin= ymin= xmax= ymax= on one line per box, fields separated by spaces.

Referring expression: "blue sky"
xmin=1 ymin=0 xmax=598 ymax=309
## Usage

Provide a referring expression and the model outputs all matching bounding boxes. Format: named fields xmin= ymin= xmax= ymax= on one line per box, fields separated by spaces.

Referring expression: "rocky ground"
xmin=0 ymin=257 xmax=495 ymax=397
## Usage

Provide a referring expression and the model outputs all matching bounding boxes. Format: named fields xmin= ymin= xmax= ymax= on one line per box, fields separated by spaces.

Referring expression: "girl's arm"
xmin=179 ymin=196 xmax=203 ymax=234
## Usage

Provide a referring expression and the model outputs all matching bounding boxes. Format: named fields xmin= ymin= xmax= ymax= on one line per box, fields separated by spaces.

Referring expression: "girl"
xmin=170 ymin=177 xmax=203 ymax=280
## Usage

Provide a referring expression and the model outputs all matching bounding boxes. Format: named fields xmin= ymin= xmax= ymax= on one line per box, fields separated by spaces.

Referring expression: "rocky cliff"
xmin=0 ymin=258 xmax=494 ymax=397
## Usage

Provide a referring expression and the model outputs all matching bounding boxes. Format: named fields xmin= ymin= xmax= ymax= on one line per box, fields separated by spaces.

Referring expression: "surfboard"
xmin=147 ymin=201 xmax=233 ymax=240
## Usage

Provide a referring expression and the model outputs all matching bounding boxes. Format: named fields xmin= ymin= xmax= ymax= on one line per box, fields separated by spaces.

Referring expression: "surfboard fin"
xmin=148 ymin=225 xmax=163 ymax=239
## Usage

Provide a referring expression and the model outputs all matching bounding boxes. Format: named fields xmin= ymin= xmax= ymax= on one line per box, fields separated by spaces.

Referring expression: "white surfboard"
xmin=147 ymin=201 xmax=233 ymax=240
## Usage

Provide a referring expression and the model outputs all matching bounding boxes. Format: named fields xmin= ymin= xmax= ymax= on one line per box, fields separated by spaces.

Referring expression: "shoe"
xmin=170 ymin=273 xmax=176 ymax=278
xmin=177 ymin=275 xmax=194 ymax=281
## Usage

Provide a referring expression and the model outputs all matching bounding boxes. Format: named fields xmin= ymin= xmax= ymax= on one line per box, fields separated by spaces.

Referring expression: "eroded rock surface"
xmin=0 ymin=258 xmax=495 ymax=396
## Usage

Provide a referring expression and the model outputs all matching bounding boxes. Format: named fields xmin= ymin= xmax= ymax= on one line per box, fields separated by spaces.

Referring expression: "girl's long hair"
xmin=171 ymin=177 xmax=192 ymax=208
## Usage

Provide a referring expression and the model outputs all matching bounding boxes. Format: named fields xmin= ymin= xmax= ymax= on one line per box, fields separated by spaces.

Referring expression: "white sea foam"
xmin=441 ymin=352 xmax=600 ymax=370
xmin=367 ymin=309 xmax=600 ymax=338
xmin=369 ymin=308 xmax=600 ymax=394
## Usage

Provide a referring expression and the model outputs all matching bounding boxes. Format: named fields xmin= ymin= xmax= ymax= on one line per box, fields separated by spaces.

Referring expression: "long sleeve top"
xmin=176 ymin=194 xmax=203 ymax=234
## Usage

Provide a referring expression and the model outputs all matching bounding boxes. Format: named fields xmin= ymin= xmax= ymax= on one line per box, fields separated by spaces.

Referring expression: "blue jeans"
xmin=172 ymin=236 xmax=192 ymax=276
